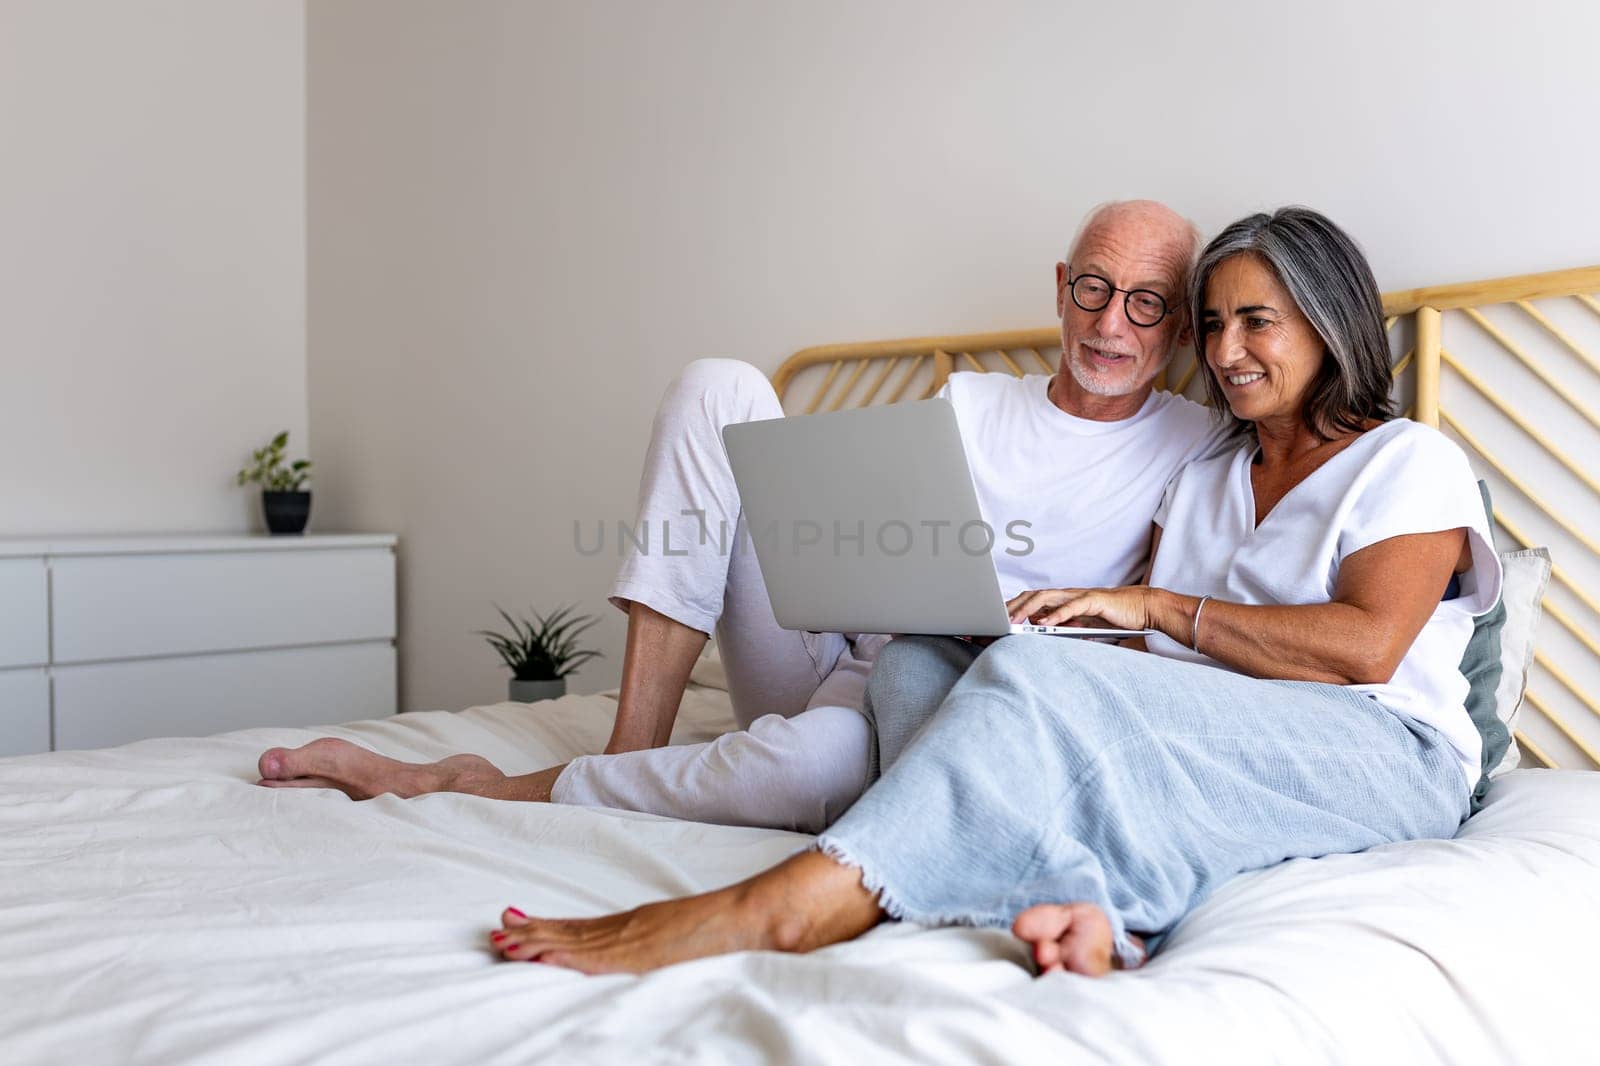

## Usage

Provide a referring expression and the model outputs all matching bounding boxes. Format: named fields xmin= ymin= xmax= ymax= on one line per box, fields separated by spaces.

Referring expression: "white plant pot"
xmin=509 ymin=678 xmax=566 ymax=703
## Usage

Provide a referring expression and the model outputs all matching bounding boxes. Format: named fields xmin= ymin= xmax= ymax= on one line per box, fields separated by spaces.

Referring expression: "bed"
xmin=5 ymin=265 xmax=1600 ymax=1065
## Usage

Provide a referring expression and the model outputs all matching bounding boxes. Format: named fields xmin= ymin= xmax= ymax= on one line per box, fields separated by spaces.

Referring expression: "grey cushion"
xmin=1456 ymin=479 xmax=1550 ymax=812
xmin=1461 ymin=480 xmax=1507 ymax=814
xmin=1460 ymin=581 xmax=1508 ymax=812
xmin=1486 ymin=548 xmax=1552 ymax=777
xmin=1459 ymin=549 xmax=1551 ymax=810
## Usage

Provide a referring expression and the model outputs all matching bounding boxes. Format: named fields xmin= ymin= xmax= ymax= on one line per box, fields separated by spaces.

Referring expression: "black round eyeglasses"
xmin=1066 ymin=267 xmax=1176 ymax=328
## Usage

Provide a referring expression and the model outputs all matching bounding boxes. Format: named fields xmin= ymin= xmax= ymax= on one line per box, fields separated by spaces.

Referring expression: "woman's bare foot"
xmin=1012 ymin=902 xmax=1145 ymax=977
xmin=490 ymin=850 xmax=883 ymax=974
xmin=256 ymin=738 xmax=507 ymax=800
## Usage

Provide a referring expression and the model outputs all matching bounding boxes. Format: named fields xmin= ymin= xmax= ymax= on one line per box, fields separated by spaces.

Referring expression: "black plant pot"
xmin=263 ymin=491 xmax=311 ymax=535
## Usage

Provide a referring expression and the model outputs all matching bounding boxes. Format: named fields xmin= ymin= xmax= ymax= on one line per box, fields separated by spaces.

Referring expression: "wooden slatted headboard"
xmin=770 ymin=264 xmax=1600 ymax=771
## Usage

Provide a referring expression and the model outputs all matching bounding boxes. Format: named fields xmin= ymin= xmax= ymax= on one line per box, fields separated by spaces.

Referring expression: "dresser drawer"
xmin=51 ymin=548 xmax=395 ymax=664
xmin=0 ymin=558 xmax=49 ymax=669
xmin=52 ymin=642 xmax=396 ymax=750
xmin=0 ymin=668 xmax=51 ymax=757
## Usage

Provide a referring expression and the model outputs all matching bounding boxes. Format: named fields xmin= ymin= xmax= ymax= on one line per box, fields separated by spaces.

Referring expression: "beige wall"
xmin=306 ymin=0 xmax=1600 ymax=711
xmin=0 ymin=0 xmax=306 ymax=536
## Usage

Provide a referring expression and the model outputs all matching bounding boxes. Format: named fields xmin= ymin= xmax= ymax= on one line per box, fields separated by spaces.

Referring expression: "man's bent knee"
xmin=867 ymin=636 xmax=978 ymax=705
xmin=664 ymin=358 xmax=775 ymax=407
xmin=738 ymin=708 xmax=870 ymax=833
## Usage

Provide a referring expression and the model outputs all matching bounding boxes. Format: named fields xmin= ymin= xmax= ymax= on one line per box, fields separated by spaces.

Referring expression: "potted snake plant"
xmin=478 ymin=604 xmax=603 ymax=702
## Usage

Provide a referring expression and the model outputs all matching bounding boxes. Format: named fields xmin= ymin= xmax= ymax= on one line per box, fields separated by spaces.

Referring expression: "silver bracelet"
xmin=1191 ymin=595 xmax=1212 ymax=652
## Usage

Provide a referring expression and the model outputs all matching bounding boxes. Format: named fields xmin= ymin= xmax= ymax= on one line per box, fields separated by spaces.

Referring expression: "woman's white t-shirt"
xmin=1148 ymin=418 xmax=1502 ymax=786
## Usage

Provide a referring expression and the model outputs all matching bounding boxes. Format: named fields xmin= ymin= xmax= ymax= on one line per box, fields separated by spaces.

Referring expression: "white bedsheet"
xmin=2 ymin=687 xmax=1597 ymax=1065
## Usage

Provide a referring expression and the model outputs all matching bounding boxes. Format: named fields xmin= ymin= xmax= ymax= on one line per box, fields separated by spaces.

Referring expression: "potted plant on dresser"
xmin=235 ymin=430 xmax=313 ymax=535
xmin=478 ymin=605 xmax=603 ymax=702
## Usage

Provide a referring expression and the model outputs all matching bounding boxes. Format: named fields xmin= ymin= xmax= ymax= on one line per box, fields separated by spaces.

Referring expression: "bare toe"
xmin=258 ymin=748 xmax=289 ymax=779
xmin=1013 ymin=902 xmax=1121 ymax=977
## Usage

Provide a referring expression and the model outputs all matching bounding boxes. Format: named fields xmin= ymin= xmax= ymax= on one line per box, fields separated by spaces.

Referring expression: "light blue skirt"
xmin=817 ymin=636 xmax=1470 ymax=967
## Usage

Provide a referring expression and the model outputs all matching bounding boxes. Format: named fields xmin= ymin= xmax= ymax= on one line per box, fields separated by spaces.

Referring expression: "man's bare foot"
xmin=490 ymin=850 xmax=883 ymax=974
xmin=255 ymin=738 xmax=507 ymax=800
xmin=1012 ymin=902 xmax=1145 ymax=977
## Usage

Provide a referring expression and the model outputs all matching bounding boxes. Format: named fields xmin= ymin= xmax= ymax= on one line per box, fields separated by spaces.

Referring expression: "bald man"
xmin=259 ymin=200 xmax=1228 ymax=831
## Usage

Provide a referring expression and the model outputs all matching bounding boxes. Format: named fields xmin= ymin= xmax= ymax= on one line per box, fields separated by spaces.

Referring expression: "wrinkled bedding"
xmin=2 ymin=684 xmax=1597 ymax=1065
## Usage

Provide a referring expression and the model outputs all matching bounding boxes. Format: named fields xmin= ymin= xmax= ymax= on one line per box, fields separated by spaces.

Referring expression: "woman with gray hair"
xmin=486 ymin=207 xmax=1500 ymax=977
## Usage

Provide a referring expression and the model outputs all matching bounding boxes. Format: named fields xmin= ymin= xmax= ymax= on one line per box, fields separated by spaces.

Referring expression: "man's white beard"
xmin=1065 ymin=346 xmax=1171 ymax=397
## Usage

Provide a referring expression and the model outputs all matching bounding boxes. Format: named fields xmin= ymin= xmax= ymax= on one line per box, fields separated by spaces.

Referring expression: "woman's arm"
xmin=1008 ymin=528 xmax=1469 ymax=686
xmin=1119 ymin=524 xmax=1163 ymax=652
xmin=1006 ymin=523 xmax=1163 ymax=652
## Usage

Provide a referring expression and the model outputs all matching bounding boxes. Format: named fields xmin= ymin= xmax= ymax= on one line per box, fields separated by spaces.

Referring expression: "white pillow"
xmin=1488 ymin=547 xmax=1552 ymax=777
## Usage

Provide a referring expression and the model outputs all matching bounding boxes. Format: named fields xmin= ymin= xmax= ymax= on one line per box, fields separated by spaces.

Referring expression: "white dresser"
xmin=0 ymin=534 xmax=397 ymax=756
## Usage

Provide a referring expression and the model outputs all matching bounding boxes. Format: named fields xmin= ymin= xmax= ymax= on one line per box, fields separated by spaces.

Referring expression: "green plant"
xmin=478 ymin=604 xmax=603 ymax=682
xmin=236 ymin=430 xmax=312 ymax=492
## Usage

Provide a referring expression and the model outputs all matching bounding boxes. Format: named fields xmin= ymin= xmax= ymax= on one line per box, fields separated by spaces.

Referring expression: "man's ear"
xmin=1055 ymin=262 xmax=1068 ymax=317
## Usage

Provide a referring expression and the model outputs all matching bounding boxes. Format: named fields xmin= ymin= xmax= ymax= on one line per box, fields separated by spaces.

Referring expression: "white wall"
xmin=306 ymin=0 xmax=1600 ymax=712
xmin=0 ymin=0 xmax=306 ymax=536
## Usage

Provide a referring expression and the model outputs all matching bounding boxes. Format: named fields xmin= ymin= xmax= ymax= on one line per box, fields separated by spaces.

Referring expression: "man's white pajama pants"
xmin=550 ymin=358 xmax=884 ymax=833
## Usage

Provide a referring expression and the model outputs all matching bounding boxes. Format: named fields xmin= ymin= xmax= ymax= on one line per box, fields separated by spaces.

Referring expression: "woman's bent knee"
xmin=959 ymin=638 xmax=1149 ymax=749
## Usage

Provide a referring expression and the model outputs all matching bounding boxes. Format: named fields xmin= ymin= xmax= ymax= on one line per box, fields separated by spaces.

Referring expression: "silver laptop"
xmin=722 ymin=398 xmax=1149 ymax=639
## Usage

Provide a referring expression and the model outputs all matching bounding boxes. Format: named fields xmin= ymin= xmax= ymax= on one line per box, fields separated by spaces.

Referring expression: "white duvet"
xmin=2 ymin=684 xmax=1598 ymax=1065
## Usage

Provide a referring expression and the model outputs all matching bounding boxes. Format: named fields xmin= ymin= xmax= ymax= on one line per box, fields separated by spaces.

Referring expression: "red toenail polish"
xmin=507 ymin=907 xmax=527 ymax=919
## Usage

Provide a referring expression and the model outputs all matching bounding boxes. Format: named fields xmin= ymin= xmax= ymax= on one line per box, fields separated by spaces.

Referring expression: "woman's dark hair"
xmin=1192 ymin=206 xmax=1395 ymax=438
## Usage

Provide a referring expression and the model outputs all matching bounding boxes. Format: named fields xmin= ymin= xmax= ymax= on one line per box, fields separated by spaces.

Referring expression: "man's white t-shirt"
xmin=941 ymin=372 xmax=1226 ymax=596
xmin=1148 ymin=418 xmax=1502 ymax=787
